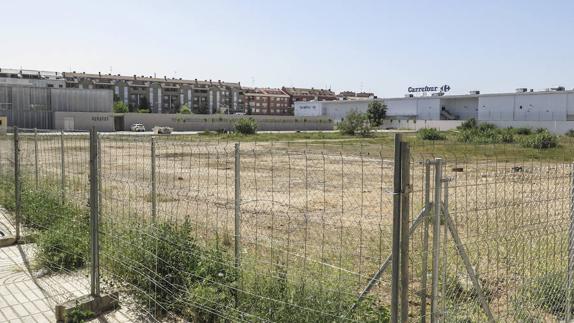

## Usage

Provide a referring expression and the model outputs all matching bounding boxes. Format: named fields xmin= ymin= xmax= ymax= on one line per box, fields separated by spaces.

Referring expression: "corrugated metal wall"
xmin=51 ymin=88 xmax=112 ymax=112
xmin=0 ymin=85 xmax=112 ymax=129
xmin=0 ymin=85 xmax=52 ymax=129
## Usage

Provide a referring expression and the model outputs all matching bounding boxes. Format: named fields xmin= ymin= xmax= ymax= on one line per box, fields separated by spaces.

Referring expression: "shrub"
xmin=0 ymin=178 xmax=15 ymax=211
xmin=66 ymin=302 xmax=94 ymax=323
xmin=66 ymin=300 xmax=95 ymax=323
xmin=478 ymin=123 xmax=496 ymax=131
xmin=0 ymin=180 xmax=90 ymax=272
xmin=514 ymin=127 xmax=532 ymax=135
xmin=234 ymin=117 xmax=257 ymax=135
xmin=180 ymin=104 xmax=192 ymax=114
xmin=138 ymin=108 xmax=150 ymax=113
xmin=337 ymin=111 xmax=372 ymax=136
xmin=498 ymin=128 xmax=515 ymax=143
xmin=181 ymin=248 xmax=238 ymax=321
xmin=566 ymin=130 xmax=574 ymax=137
xmin=417 ymin=128 xmax=446 ymax=141
xmin=36 ymin=217 xmax=89 ymax=272
xmin=103 ymin=220 xmax=238 ymax=319
xmin=458 ymin=118 xmax=477 ymax=130
xmin=113 ymin=101 xmax=128 ymax=113
xmin=237 ymin=268 xmax=390 ymax=322
xmin=19 ymin=186 xmax=83 ymax=230
xmin=519 ymin=131 xmax=558 ymax=149
xmin=499 ymin=132 xmax=515 ymax=143
xmin=456 ymin=123 xmax=516 ymax=144
xmin=535 ymin=128 xmax=547 ymax=134
xmin=104 ymin=221 xmax=202 ymax=315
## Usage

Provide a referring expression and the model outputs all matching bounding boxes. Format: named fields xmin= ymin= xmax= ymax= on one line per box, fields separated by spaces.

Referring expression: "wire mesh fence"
xmin=0 ymin=128 xmax=573 ymax=322
xmin=95 ymin=136 xmax=396 ymax=321
xmin=0 ymin=128 xmax=95 ymax=310
xmin=406 ymin=141 xmax=574 ymax=322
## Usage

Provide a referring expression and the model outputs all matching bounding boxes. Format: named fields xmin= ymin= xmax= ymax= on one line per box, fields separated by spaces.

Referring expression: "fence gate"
xmin=405 ymin=153 xmax=574 ymax=322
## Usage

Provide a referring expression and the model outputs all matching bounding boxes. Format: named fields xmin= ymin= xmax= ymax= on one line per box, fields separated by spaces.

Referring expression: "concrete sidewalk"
xmin=0 ymin=212 xmax=136 ymax=322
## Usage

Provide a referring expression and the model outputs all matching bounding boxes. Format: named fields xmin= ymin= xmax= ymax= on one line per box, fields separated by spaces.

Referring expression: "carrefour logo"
xmin=408 ymin=85 xmax=451 ymax=93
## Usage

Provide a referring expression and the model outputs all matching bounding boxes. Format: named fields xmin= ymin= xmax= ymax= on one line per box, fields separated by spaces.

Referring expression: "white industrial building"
xmin=294 ymin=88 xmax=574 ymax=133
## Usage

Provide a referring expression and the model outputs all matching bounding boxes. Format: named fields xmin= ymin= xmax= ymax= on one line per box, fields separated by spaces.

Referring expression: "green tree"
xmin=367 ymin=100 xmax=387 ymax=127
xmin=337 ymin=111 xmax=372 ymax=137
xmin=180 ymin=104 xmax=192 ymax=114
xmin=113 ymin=101 xmax=128 ymax=113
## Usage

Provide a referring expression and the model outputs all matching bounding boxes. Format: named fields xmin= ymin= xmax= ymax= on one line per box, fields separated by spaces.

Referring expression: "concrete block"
xmin=55 ymin=292 xmax=119 ymax=322
xmin=0 ymin=236 xmax=16 ymax=247
xmin=0 ymin=233 xmax=37 ymax=248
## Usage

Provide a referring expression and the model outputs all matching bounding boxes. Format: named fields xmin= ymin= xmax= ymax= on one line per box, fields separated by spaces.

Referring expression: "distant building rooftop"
xmin=61 ymin=71 xmax=241 ymax=88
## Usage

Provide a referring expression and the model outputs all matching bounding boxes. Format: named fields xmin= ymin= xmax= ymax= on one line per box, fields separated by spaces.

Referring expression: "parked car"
xmin=154 ymin=126 xmax=173 ymax=135
xmin=130 ymin=124 xmax=146 ymax=132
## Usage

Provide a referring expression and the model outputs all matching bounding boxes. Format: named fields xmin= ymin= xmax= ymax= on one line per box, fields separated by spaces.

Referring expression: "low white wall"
xmin=381 ymin=120 xmax=464 ymax=131
xmin=123 ymin=114 xmax=334 ymax=131
xmin=54 ymin=112 xmax=115 ymax=131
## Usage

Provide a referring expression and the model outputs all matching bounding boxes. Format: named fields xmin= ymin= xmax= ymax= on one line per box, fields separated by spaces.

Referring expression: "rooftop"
xmin=386 ymin=88 xmax=574 ymax=101
xmin=62 ymin=72 xmax=241 ymax=88
xmin=282 ymin=87 xmax=336 ymax=97
xmin=243 ymin=87 xmax=289 ymax=97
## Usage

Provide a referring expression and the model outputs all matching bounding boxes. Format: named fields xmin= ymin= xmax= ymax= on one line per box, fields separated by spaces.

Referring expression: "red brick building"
xmin=281 ymin=87 xmax=337 ymax=107
xmin=243 ymin=87 xmax=290 ymax=115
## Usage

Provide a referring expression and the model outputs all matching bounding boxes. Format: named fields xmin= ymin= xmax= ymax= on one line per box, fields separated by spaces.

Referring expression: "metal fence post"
xmin=431 ymin=158 xmax=443 ymax=323
xmin=14 ymin=127 xmax=21 ymax=242
xmin=89 ymin=127 xmax=100 ymax=296
xmin=234 ymin=143 xmax=241 ymax=270
xmin=34 ymin=128 xmax=38 ymax=190
xmin=234 ymin=142 xmax=242 ymax=307
xmin=60 ymin=130 xmax=65 ymax=204
xmin=151 ymin=137 xmax=157 ymax=220
xmin=391 ymin=134 xmax=402 ymax=322
xmin=400 ymin=141 xmax=411 ymax=322
xmin=97 ymin=134 xmax=102 ymax=212
xmin=419 ymin=161 xmax=432 ymax=322
xmin=150 ymin=136 xmax=158 ymax=316
xmin=567 ymin=163 xmax=574 ymax=322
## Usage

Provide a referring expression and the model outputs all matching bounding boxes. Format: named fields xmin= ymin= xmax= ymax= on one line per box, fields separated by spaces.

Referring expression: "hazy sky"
xmin=2 ymin=0 xmax=573 ymax=97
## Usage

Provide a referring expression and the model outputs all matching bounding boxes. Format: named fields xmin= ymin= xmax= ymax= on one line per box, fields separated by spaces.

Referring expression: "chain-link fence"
xmin=1 ymin=128 xmax=573 ymax=322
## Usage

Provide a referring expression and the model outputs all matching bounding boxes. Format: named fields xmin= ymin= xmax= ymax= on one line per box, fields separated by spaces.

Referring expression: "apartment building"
xmin=62 ymin=72 xmax=243 ymax=114
xmin=281 ymin=87 xmax=337 ymax=107
xmin=243 ymin=88 xmax=290 ymax=115
xmin=0 ymin=68 xmax=66 ymax=88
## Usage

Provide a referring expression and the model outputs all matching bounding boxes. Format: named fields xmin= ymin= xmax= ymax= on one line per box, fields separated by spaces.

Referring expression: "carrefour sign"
xmin=408 ymin=85 xmax=451 ymax=93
